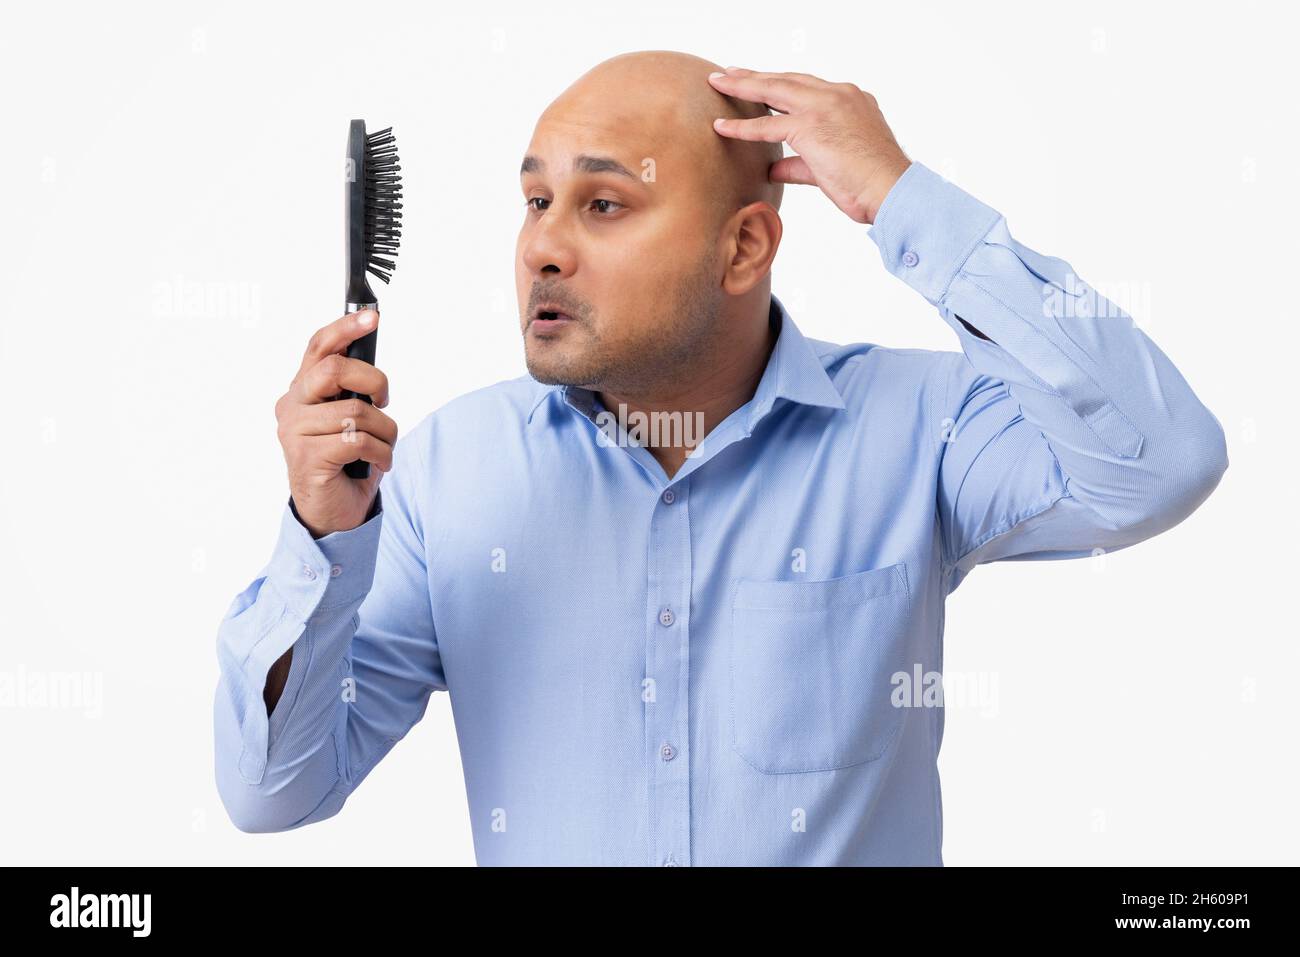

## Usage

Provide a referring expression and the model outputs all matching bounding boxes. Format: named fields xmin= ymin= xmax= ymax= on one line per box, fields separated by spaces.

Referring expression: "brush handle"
xmin=340 ymin=301 xmax=378 ymax=479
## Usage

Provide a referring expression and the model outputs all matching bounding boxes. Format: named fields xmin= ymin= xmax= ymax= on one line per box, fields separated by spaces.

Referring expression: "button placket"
xmin=647 ymin=477 xmax=692 ymax=866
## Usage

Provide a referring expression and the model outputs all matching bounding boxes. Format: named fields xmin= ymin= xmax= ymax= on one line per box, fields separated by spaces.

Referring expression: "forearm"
xmin=213 ymin=495 xmax=384 ymax=832
xmin=259 ymin=493 xmax=383 ymax=716
xmin=263 ymin=646 xmax=293 ymax=716
xmin=869 ymin=162 xmax=1227 ymax=539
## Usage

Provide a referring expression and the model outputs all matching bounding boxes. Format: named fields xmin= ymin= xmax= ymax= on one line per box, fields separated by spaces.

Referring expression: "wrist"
xmin=860 ymin=156 xmax=912 ymax=225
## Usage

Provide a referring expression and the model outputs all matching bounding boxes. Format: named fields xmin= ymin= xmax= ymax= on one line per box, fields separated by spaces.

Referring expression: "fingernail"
xmin=725 ymin=66 xmax=741 ymax=72
xmin=358 ymin=310 xmax=376 ymax=327
xmin=713 ymin=117 xmax=727 ymax=128
xmin=708 ymin=71 xmax=725 ymax=80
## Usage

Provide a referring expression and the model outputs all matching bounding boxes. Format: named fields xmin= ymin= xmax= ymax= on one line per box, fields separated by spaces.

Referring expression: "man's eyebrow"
xmin=520 ymin=154 xmax=639 ymax=179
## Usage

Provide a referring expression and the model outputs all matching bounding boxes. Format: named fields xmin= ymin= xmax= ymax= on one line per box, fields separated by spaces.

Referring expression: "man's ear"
xmin=721 ymin=201 xmax=782 ymax=296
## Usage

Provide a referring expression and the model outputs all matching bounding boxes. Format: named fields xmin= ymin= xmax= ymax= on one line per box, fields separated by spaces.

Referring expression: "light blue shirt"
xmin=213 ymin=161 xmax=1227 ymax=865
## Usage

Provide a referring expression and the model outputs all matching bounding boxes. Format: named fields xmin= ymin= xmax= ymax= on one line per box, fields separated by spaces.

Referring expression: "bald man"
xmin=214 ymin=51 xmax=1227 ymax=865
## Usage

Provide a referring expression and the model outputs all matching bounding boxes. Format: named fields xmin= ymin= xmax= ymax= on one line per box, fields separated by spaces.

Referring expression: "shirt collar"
xmin=525 ymin=292 xmax=846 ymax=427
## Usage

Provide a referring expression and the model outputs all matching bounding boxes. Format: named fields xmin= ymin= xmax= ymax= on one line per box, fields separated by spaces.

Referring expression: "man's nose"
xmin=521 ymin=211 xmax=578 ymax=278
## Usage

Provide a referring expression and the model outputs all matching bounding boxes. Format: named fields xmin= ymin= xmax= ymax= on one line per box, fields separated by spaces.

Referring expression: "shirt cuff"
xmin=867 ymin=161 xmax=1003 ymax=305
xmin=267 ymin=491 xmax=385 ymax=620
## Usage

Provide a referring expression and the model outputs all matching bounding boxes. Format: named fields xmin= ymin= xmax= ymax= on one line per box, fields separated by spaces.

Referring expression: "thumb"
xmin=769 ymin=155 xmax=816 ymax=186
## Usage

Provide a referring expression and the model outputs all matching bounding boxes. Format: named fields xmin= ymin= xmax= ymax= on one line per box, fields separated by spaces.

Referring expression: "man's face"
xmin=515 ymin=103 xmax=724 ymax=395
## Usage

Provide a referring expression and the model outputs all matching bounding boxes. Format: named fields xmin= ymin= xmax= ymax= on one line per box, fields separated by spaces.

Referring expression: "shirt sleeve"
xmin=212 ymin=423 xmax=446 ymax=832
xmin=867 ymin=161 xmax=1228 ymax=590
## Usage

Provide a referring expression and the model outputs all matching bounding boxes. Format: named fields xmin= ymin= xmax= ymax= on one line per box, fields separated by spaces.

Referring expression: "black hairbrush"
xmin=341 ymin=119 xmax=402 ymax=479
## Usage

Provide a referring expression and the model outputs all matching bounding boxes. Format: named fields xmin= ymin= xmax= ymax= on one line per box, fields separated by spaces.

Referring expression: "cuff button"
xmin=902 ymin=250 xmax=919 ymax=268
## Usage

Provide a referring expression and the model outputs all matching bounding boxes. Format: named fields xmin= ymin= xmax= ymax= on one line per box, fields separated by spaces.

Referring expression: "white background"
xmin=1 ymin=0 xmax=1294 ymax=866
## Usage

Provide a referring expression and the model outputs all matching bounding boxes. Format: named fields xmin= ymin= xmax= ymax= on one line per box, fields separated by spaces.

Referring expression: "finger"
xmin=707 ymin=71 xmax=821 ymax=113
xmin=298 ymin=353 xmax=391 ymax=407
xmin=726 ymin=67 xmax=830 ymax=88
xmin=707 ymin=72 xmax=807 ymax=113
xmin=305 ymin=429 xmax=395 ymax=472
xmin=296 ymin=309 xmax=379 ymax=380
xmin=713 ymin=111 xmax=797 ymax=143
xmin=294 ymin=397 xmax=398 ymax=445
xmin=769 ymin=155 xmax=816 ymax=186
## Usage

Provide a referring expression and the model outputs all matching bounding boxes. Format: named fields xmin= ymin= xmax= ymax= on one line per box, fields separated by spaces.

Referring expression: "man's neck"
xmin=597 ymin=298 xmax=778 ymax=480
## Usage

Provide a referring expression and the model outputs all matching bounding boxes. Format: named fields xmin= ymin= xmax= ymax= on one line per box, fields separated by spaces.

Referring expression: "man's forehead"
xmin=523 ymin=109 xmax=704 ymax=179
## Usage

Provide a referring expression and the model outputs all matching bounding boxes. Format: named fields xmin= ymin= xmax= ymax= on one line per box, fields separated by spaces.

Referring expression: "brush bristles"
xmin=364 ymin=128 xmax=403 ymax=283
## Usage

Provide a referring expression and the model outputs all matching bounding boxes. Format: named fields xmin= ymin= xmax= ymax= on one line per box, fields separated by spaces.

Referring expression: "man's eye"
xmin=525 ymin=197 xmax=623 ymax=214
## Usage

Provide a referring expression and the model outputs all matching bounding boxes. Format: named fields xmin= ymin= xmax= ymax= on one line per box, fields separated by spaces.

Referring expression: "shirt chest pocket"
xmin=728 ymin=562 xmax=911 ymax=774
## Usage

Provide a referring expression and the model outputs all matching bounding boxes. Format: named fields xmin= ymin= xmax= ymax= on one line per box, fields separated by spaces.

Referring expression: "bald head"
xmin=539 ymin=50 xmax=783 ymax=227
xmin=516 ymin=50 xmax=787 ymax=403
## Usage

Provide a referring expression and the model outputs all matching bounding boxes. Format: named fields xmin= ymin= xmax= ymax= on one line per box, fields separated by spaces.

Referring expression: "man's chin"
xmin=524 ymin=353 xmax=600 ymax=389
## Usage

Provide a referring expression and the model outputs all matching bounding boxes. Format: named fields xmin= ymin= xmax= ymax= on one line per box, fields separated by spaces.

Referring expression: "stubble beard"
xmin=524 ymin=258 xmax=722 ymax=397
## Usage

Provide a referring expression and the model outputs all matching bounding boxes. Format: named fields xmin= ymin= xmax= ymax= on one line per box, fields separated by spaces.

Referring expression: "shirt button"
xmin=302 ymin=564 xmax=317 ymax=580
xmin=661 ymin=743 xmax=676 ymax=761
xmin=662 ymin=488 xmax=675 ymax=505
xmin=659 ymin=607 xmax=675 ymax=627
xmin=902 ymin=249 xmax=919 ymax=267
xmin=330 ymin=564 xmax=343 ymax=578
xmin=664 ymin=856 xmax=678 ymax=866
